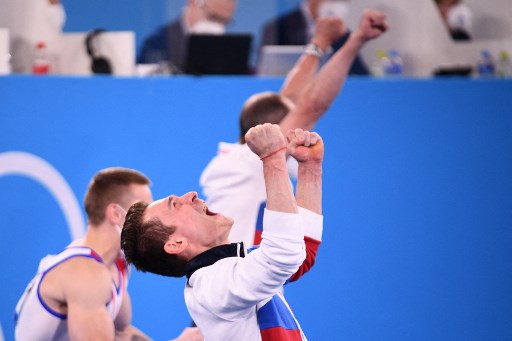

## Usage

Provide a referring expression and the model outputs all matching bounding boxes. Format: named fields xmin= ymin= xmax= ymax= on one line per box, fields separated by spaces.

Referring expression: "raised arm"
xmin=280 ymin=16 xmax=346 ymax=103
xmin=245 ymin=123 xmax=297 ymax=215
xmin=280 ymin=9 xmax=388 ymax=133
xmin=194 ymin=124 xmax=305 ymax=318
xmin=286 ymin=128 xmax=324 ymax=214
xmin=286 ymin=128 xmax=324 ymax=282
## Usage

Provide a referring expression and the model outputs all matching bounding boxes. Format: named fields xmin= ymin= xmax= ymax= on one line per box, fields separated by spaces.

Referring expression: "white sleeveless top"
xmin=14 ymin=246 xmax=129 ymax=341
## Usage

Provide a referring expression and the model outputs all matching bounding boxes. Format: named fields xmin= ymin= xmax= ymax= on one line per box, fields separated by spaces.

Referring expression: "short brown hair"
xmin=239 ymin=92 xmax=291 ymax=143
xmin=84 ymin=167 xmax=151 ymax=225
xmin=121 ymin=201 xmax=187 ymax=277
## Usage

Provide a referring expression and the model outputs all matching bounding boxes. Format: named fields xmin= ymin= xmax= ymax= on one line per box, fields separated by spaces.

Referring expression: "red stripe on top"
xmin=261 ymin=326 xmax=303 ymax=341
xmin=253 ymin=230 xmax=263 ymax=246
xmin=89 ymin=249 xmax=103 ymax=262
xmin=253 ymin=231 xmax=320 ymax=283
xmin=117 ymin=258 xmax=128 ymax=286
xmin=289 ymin=236 xmax=320 ymax=282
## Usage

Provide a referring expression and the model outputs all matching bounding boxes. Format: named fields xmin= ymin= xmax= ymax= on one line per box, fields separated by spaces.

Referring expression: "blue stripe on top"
xmin=257 ymin=294 xmax=299 ymax=331
xmin=255 ymin=202 xmax=266 ymax=232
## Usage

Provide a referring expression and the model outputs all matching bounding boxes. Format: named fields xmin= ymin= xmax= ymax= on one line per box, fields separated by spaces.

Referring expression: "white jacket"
xmin=185 ymin=208 xmax=316 ymax=340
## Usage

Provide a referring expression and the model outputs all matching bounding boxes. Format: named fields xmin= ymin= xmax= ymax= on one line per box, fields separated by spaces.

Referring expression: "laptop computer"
xmin=184 ymin=33 xmax=252 ymax=75
xmin=257 ymin=45 xmax=305 ymax=76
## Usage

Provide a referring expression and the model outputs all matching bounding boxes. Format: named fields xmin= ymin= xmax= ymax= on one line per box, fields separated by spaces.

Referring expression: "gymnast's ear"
xmin=164 ymin=237 xmax=188 ymax=255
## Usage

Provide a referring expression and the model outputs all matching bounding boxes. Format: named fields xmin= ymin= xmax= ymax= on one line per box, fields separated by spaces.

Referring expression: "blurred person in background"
xmin=137 ymin=0 xmax=237 ymax=70
xmin=201 ymin=9 xmax=388 ymax=248
xmin=260 ymin=0 xmax=369 ymax=75
xmin=0 ymin=0 xmax=66 ymax=73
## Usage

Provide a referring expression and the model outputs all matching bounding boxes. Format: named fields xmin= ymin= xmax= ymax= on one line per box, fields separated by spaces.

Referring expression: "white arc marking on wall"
xmin=0 ymin=151 xmax=85 ymax=240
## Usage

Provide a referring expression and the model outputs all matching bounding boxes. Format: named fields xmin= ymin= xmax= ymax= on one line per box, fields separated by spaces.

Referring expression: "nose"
xmin=178 ymin=191 xmax=198 ymax=204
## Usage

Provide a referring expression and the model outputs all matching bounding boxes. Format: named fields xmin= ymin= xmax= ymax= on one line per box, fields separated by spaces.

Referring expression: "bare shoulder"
xmin=61 ymin=257 xmax=111 ymax=294
xmin=40 ymin=256 xmax=111 ymax=310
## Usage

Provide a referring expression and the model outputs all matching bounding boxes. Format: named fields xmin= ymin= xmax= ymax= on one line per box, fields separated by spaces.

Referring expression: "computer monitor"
xmin=184 ymin=34 xmax=252 ymax=75
xmin=257 ymin=45 xmax=304 ymax=76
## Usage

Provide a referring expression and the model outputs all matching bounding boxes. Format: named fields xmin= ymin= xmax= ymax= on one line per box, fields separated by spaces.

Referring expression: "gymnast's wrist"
xmin=304 ymin=43 xmax=327 ymax=58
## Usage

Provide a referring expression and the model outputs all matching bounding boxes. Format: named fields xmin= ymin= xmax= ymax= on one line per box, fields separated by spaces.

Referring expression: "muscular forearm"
xmin=280 ymin=18 xmax=342 ymax=104
xmin=280 ymin=54 xmax=320 ymax=103
xmin=307 ymin=10 xmax=387 ymax=106
xmin=263 ymin=154 xmax=298 ymax=214
xmin=247 ymin=124 xmax=298 ymax=214
xmin=301 ymin=33 xmax=363 ymax=116
xmin=296 ymin=162 xmax=322 ymax=215
xmin=317 ymin=32 xmax=365 ymax=82
xmin=280 ymin=36 xmax=364 ymax=134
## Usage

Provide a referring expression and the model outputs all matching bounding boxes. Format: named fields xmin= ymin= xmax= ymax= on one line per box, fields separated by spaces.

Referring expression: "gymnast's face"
xmin=144 ymin=192 xmax=233 ymax=257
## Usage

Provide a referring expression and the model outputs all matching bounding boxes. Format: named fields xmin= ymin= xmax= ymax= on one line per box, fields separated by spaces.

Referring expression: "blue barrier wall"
xmin=1 ymin=76 xmax=511 ymax=340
